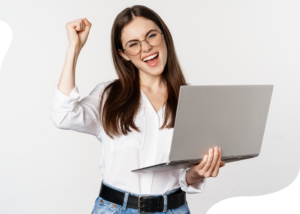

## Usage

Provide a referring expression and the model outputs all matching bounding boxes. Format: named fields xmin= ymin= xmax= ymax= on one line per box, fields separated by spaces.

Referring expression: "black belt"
xmin=99 ymin=181 xmax=186 ymax=213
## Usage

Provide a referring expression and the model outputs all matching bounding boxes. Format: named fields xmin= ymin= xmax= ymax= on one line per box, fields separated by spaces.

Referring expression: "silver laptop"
xmin=132 ymin=85 xmax=273 ymax=173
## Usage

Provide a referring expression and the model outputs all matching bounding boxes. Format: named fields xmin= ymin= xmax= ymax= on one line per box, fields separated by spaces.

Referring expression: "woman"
xmin=50 ymin=5 xmax=225 ymax=214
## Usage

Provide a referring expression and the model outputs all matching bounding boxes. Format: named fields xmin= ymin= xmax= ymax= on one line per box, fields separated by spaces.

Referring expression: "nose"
xmin=140 ymin=40 xmax=152 ymax=52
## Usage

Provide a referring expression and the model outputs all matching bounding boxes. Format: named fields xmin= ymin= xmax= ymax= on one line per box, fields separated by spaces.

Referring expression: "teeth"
xmin=143 ymin=53 xmax=158 ymax=62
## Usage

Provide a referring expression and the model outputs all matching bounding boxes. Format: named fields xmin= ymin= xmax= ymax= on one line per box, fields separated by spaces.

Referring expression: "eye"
xmin=129 ymin=42 xmax=138 ymax=47
xmin=148 ymin=33 xmax=157 ymax=38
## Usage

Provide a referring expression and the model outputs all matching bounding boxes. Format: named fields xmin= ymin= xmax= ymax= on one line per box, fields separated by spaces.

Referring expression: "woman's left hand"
xmin=186 ymin=147 xmax=225 ymax=184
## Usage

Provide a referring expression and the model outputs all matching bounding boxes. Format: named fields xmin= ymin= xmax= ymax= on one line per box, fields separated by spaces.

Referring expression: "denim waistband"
xmin=101 ymin=180 xmax=183 ymax=212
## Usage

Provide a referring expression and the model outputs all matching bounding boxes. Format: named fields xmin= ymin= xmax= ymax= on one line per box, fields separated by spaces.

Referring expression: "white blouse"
xmin=50 ymin=80 xmax=206 ymax=195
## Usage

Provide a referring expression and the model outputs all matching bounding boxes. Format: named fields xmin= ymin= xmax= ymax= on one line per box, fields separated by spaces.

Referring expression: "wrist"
xmin=67 ymin=45 xmax=81 ymax=63
xmin=68 ymin=45 xmax=81 ymax=54
xmin=186 ymin=168 xmax=205 ymax=185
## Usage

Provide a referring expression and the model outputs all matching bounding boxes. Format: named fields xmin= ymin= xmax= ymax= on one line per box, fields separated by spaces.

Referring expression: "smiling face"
xmin=118 ymin=17 xmax=168 ymax=78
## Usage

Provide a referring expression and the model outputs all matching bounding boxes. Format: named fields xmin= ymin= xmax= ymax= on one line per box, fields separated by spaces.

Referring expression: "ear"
xmin=118 ymin=49 xmax=131 ymax=61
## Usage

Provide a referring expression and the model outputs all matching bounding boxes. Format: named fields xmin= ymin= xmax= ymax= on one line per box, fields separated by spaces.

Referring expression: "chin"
xmin=143 ymin=68 xmax=164 ymax=77
xmin=141 ymin=63 xmax=165 ymax=75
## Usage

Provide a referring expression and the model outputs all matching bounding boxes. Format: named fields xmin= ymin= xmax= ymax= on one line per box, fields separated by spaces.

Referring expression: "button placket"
xmin=139 ymin=100 xmax=160 ymax=194
xmin=146 ymin=118 xmax=159 ymax=167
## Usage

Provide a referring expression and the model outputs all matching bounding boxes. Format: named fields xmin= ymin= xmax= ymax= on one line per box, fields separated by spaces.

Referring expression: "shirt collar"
xmin=140 ymin=89 xmax=166 ymax=116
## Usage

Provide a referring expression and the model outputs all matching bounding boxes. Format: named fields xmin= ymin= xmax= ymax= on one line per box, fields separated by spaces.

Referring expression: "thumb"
xmin=80 ymin=18 xmax=92 ymax=35
xmin=83 ymin=18 xmax=92 ymax=28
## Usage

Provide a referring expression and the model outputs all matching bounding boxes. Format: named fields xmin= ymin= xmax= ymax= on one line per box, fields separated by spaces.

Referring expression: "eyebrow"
xmin=125 ymin=29 xmax=158 ymax=46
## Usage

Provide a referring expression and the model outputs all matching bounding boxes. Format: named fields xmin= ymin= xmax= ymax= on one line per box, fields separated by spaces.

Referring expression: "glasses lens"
xmin=147 ymin=31 xmax=162 ymax=47
xmin=125 ymin=41 xmax=140 ymax=56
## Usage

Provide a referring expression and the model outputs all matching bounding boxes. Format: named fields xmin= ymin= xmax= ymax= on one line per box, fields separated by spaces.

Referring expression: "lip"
xmin=142 ymin=52 xmax=159 ymax=61
xmin=144 ymin=53 xmax=159 ymax=67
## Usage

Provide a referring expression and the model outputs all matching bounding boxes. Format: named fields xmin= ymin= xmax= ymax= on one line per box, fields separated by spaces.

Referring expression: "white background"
xmin=0 ymin=0 xmax=299 ymax=213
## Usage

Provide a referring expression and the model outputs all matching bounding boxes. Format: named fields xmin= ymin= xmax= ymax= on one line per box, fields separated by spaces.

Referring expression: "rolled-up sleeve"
xmin=178 ymin=167 xmax=206 ymax=194
xmin=50 ymin=81 xmax=112 ymax=138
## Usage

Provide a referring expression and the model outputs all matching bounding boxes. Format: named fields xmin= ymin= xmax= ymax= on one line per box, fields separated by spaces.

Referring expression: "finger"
xmin=201 ymin=148 xmax=214 ymax=174
xmin=220 ymin=161 xmax=225 ymax=168
xmin=74 ymin=23 xmax=81 ymax=31
xmin=76 ymin=18 xmax=84 ymax=31
xmin=216 ymin=147 xmax=222 ymax=167
xmin=80 ymin=20 xmax=84 ymax=31
xmin=195 ymin=155 xmax=208 ymax=171
xmin=211 ymin=164 xmax=220 ymax=177
xmin=66 ymin=21 xmax=81 ymax=32
xmin=206 ymin=147 xmax=219 ymax=176
xmin=212 ymin=147 xmax=222 ymax=176
xmin=80 ymin=19 xmax=85 ymax=31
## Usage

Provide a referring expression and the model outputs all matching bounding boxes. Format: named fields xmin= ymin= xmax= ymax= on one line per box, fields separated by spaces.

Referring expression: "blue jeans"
xmin=91 ymin=180 xmax=191 ymax=214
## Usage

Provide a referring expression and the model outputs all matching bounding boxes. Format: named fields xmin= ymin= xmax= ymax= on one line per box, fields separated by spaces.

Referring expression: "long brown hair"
xmin=99 ymin=5 xmax=188 ymax=139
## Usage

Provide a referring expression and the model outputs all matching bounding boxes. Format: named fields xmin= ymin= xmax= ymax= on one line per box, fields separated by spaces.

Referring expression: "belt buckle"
xmin=138 ymin=195 xmax=152 ymax=213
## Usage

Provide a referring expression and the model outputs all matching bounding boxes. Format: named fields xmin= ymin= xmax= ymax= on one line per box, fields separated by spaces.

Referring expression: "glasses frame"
xmin=122 ymin=30 xmax=163 ymax=56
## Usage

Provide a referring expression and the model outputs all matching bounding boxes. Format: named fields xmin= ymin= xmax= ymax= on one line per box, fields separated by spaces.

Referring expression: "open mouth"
xmin=143 ymin=53 xmax=159 ymax=64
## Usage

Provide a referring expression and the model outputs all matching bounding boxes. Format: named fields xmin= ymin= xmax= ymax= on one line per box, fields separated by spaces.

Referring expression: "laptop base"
xmin=131 ymin=153 xmax=259 ymax=173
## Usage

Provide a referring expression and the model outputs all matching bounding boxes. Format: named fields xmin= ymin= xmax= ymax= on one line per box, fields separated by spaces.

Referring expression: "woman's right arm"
xmin=56 ymin=45 xmax=79 ymax=97
xmin=57 ymin=17 xmax=92 ymax=96
xmin=50 ymin=18 xmax=105 ymax=137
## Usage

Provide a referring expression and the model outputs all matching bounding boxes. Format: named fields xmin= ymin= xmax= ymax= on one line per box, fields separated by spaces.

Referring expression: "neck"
xmin=139 ymin=70 xmax=166 ymax=92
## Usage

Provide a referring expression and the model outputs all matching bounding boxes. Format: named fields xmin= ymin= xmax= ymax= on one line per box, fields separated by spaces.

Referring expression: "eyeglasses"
xmin=122 ymin=30 xmax=163 ymax=56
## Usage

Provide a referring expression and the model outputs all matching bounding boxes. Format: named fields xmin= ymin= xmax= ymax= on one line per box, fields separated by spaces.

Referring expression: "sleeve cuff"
xmin=50 ymin=85 xmax=80 ymax=112
xmin=179 ymin=167 xmax=206 ymax=194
